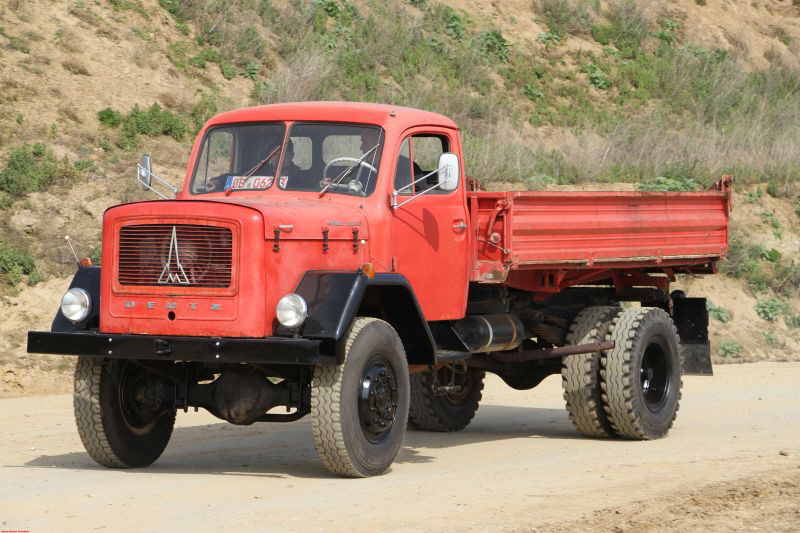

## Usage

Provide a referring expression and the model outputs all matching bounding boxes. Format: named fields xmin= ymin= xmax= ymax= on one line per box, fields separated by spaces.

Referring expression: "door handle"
xmin=452 ymin=221 xmax=467 ymax=232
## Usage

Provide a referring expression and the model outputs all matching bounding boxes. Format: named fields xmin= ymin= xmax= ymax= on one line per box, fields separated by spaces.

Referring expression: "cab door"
xmin=390 ymin=129 xmax=469 ymax=321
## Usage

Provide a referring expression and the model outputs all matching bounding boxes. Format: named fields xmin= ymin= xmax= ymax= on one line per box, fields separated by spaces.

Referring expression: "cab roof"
xmin=206 ymin=101 xmax=458 ymax=131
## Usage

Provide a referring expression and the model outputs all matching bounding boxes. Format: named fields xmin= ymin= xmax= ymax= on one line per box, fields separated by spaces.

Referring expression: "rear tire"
xmin=311 ymin=318 xmax=410 ymax=477
xmin=601 ymin=307 xmax=682 ymax=439
xmin=561 ymin=306 xmax=621 ymax=438
xmin=73 ymin=357 xmax=176 ymax=468
xmin=410 ymin=365 xmax=484 ymax=432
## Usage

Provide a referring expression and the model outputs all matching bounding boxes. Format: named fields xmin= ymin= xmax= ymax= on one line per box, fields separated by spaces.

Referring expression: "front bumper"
xmin=27 ymin=331 xmax=330 ymax=365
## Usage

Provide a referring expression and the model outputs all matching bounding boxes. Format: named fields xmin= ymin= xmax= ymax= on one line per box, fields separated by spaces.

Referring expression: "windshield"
xmin=189 ymin=122 xmax=384 ymax=197
xmin=190 ymin=123 xmax=286 ymax=194
xmin=280 ymin=123 xmax=383 ymax=197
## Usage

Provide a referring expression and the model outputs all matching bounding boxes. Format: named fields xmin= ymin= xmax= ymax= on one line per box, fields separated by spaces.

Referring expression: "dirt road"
xmin=1 ymin=362 xmax=798 ymax=532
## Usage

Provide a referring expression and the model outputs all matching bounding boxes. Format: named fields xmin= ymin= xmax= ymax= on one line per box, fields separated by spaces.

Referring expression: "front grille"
xmin=118 ymin=224 xmax=233 ymax=287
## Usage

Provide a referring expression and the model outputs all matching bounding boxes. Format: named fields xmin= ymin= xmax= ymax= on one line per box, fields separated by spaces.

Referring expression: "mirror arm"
xmin=391 ymin=165 xmax=446 ymax=209
xmin=137 ymin=163 xmax=178 ymax=199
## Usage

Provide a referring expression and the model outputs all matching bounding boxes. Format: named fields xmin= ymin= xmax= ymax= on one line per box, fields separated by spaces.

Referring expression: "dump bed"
xmin=467 ymin=179 xmax=731 ymax=284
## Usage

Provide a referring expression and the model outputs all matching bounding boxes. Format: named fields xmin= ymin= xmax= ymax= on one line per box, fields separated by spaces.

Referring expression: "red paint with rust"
xmin=98 ymin=102 xmax=730 ymax=338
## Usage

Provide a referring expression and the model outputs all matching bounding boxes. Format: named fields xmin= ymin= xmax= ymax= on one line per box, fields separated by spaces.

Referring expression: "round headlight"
xmin=60 ymin=288 xmax=92 ymax=323
xmin=276 ymin=293 xmax=307 ymax=328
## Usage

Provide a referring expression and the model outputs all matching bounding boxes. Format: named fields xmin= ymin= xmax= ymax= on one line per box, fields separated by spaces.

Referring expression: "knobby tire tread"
xmin=74 ymin=357 xmax=126 ymax=468
xmin=311 ymin=317 xmax=383 ymax=477
xmin=601 ymin=307 xmax=682 ymax=439
xmin=409 ymin=371 xmax=484 ymax=432
xmin=561 ymin=306 xmax=621 ymax=438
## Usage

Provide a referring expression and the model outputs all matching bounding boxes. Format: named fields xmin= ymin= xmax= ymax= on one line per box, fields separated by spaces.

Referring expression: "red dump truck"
xmin=28 ymin=102 xmax=731 ymax=477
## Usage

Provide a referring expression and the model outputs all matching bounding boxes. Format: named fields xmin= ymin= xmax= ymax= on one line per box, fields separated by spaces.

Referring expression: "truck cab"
xmin=28 ymin=102 xmax=728 ymax=477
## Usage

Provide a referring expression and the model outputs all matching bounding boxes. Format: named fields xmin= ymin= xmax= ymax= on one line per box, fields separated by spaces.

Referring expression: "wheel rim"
xmin=358 ymin=355 xmax=399 ymax=443
xmin=117 ymin=362 xmax=171 ymax=435
xmin=438 ymin=363 xmax=473 ymax=405
xmin=640 ymin=338 xmax=671 ymax=411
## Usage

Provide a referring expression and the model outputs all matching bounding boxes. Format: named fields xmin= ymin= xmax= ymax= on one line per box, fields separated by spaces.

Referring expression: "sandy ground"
xmin=0 ymin=362 xmax=797 ymax=532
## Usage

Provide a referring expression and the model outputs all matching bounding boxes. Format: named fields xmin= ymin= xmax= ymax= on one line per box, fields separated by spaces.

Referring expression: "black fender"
xmin=51 ymin=266 xmax=101 ymax=332
xmin=276 ymin=271 xmax=436 ymax=364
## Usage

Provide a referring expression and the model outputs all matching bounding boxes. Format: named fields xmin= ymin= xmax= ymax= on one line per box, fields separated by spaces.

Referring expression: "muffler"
xmin=452 ymin=314 xmax=525 ymax=353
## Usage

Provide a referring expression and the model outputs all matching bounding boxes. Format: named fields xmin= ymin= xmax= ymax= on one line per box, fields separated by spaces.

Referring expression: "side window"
xmin=193 ymin=130 xmax=233 ymax=193
xmin=411 ymin=134 xmax=450 ymax=195
xmin=393 ymin=138 xmax=412 ymax=195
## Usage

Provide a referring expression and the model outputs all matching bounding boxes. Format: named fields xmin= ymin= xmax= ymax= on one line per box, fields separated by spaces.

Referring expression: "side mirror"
xmin=437 ymin=153 xmax=460 ymax=192
xmin=137 ymin=154 xmax=152 ymax=191
xmin=136 ymin=153 xmax=177 ymax=199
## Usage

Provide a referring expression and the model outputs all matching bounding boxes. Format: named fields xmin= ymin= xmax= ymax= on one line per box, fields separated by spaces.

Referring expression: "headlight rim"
xmin=276 ymin=293 xmax=308 ymax=329
xmin=60 ymin=287 xmax=92 ymax=323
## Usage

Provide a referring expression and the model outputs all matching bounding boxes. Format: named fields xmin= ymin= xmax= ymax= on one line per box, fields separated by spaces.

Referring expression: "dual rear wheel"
xmin=562 ymin=306 xmax=682 ymax=440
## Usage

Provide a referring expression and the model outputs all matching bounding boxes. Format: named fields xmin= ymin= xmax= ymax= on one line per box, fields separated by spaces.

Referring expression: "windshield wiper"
xmin=319 ymin=142 xmax=380 ymax=198
xmin=224 ymin=145 xmax=281 ymax=196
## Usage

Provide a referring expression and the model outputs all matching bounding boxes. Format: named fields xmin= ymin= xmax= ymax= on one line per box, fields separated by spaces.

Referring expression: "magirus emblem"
xmin=158 ymin=226 xmax=191 ymax=285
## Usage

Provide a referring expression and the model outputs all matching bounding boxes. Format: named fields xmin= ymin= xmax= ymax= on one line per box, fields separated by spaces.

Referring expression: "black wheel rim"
xmin=358 ymin=355 xmax=399 ymax=444
xmin=640 ymin=338 xmax=671 ymax=411
xmin=438 ymin=363 xmax=473 ymax=405
xmin=117 ymin=362 xmax=171 ymax=435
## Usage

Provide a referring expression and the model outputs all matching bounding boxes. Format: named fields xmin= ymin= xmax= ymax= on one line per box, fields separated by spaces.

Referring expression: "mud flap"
xmin=680 ymin=341 xmax=713 ymax=375
xmin=672 ymin=297 xmax=713 ymax=376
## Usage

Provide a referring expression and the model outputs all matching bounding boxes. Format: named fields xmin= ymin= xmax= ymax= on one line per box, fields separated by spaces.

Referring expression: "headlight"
xmin=276 ymin=293 xmax=307 ymax=328
xmin=60 ymin=288 xmax=92 ymax=323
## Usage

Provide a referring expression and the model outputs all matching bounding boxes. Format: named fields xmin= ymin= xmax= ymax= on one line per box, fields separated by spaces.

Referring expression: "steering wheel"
xmin=322 ymin=157 xmax=377 ymax=193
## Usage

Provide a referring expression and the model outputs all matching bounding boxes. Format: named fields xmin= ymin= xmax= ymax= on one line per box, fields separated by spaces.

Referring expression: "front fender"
xmin=276 ymin=271 xmax=436 ymax=364
xmin=51 ymin=266 xmax=101 ymax=332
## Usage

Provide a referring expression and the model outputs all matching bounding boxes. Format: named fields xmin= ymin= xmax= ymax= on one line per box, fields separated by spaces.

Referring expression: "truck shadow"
xmin=22 ymin=405 xmax=581 ymax=479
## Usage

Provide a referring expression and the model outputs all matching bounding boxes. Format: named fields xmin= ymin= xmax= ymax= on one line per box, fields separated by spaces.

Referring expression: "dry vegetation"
xmin=0 ymin=0 xmax=798 ymax=393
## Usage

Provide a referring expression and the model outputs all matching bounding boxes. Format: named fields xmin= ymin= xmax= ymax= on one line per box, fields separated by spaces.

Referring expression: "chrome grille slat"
xmin=117 ymin=224 xmax=233 ymax=288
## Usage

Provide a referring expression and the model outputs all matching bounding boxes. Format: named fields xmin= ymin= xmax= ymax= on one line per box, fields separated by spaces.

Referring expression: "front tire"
xmin=73 ymin=357 xmax=176 ymax=468
xmin=409 ymin=365 xmax=484 ymax=432
xmin=601 ymin=307 xmax=682 ymax=439
xmin=311 ymin=318 xmax=410 ymax=477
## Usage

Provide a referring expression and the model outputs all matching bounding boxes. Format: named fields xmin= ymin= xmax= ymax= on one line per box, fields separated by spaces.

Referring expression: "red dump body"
xmin=468 ymin=181 xmax=731 ymax=295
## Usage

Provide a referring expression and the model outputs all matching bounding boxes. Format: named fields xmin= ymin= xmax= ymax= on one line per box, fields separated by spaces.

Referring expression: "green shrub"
xmin=440 ymin=7 xmax=465 ymax=41
xmin=0 ymin=242 xmax=36 ymax=285
xmin=755 ymin=298 xmax=787 ymax=322
xmin=583 ymin=63 xmax=610 ymax=89
xmin=88 ymin=244 xmax=102 ymax=266
xmin=99 ymin=104 xmax=187 ymax=150
xmin=764 ymin=332 xmax=782 ymax=346
xmin=97 ymin=108 xmax=122 ymax=127
xmin=0 ymin=144 xmax=80 ymax=196
xmin=27 ymin=270 xmax=44 ymax=286
xmin=475 ymin=30 xmax=510 ymax=63
xmin=706 ymin=301 xmax=730 ymax=323
xmin=786 ymin=315 xmax=800 ymax=329
xmin=761 ymin=248 xmax=781 ymax=263
xmin=601 ymin=0 xmax=649 ymax=58
xmin=718 ymin=340 xmax=742 ymax=358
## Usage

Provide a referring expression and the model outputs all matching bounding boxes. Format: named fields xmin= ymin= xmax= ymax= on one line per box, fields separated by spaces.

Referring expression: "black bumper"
xmin=27 ymin=331 xmax=330 ymax=365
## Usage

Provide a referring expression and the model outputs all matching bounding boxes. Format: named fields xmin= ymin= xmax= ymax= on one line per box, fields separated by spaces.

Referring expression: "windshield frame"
xmin=187 ymin=121 xmax=386 ymax=198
